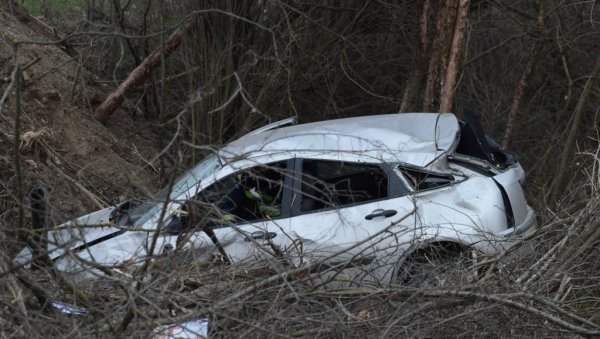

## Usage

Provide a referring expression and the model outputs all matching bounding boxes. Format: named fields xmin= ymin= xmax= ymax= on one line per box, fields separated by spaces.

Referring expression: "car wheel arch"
xmin=391 ymin=240 xmax=475 ymax=285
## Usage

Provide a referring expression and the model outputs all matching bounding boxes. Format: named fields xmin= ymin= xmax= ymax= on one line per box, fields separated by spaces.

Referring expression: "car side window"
xmin=205 ymin=161 xmax=288 ymax=222
xmin=167 ymin=161 xmax=288 ymax=232
xmin=300 ymin=160 xmax=388 ymax=212
xmin=399 ymin=167 xmax=454 ymax=191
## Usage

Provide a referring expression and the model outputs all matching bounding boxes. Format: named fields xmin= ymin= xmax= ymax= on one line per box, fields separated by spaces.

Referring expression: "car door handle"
xmin=245 ymin=231 xmax=277 ymax=241
xmin=365 ymin=209 xmax=397 ymax=220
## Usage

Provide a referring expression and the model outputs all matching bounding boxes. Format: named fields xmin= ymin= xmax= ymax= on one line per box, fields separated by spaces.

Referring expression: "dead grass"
xmin=4 ymin=174 xmax=600 ymax=338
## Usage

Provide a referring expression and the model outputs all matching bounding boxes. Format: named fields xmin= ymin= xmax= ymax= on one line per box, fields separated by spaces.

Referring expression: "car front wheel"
xmin=397 ymin=243 xmax=477 ymax=288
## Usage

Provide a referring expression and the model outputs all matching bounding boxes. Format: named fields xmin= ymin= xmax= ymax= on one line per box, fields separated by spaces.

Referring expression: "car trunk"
xmin=454 ymin=111 xmax=529 ymax=228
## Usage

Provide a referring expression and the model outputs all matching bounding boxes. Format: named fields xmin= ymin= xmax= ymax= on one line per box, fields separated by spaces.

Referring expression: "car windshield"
xmin=125 ymin=154 xmax=222 ymax=227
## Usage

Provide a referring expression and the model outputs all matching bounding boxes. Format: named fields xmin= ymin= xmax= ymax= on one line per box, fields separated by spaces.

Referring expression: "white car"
xmin=18 ymin=112 xmax=537 ymax=283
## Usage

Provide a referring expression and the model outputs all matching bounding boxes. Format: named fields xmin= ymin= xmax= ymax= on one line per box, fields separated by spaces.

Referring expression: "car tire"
xmin=397 ymin=243 xmax=477 ymax=288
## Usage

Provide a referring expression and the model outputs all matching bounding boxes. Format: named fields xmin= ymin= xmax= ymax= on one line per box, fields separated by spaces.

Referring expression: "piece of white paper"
xmin=153 ymin=319 xmax=209 ymax=339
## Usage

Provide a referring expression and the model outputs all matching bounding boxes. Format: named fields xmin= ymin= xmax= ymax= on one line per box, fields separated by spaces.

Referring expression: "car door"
xmin=169 ymin=158 xmax=295 ymax=263
xmin=282 ymin=158 xmax=417 ymax=284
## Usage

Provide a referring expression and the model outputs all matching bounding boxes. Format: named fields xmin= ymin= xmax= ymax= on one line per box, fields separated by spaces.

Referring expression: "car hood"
xmin=219 ymin=113 xmax=460 ymax=167
xmin=15 ymin=205 xmax=152 ymax=274
xmin=49 ymin=206 xmax=123 ymax=259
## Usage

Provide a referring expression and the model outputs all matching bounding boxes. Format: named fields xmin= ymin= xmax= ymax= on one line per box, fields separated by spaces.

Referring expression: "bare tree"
xmin=439 ymin=0 xmax=469 ymax=113
xmin=501 ymin=0 xmax=545 ymax=148
xmin=400 ymin=0 xmax=430 ymax=113
xmin=404 ymin=0 xmax=470 ymax=113
xmin=423 ymin=1 xmax=458 ymax=112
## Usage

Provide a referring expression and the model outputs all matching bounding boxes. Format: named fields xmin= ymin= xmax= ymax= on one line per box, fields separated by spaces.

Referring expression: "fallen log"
xmin=94 ymin=17 xmax=197 ymax=123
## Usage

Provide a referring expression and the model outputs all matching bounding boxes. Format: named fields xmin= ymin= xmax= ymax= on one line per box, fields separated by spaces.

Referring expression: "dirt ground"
xmin=0 ymin=2 xmax=160 ymax=230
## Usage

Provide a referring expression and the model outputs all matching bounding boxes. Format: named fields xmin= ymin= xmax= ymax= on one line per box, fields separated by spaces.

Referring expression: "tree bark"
xmin=400 ymin=0 xmax=431 ymax=113
xmin=422 ymin=1 xmax=457 ymax=112
xmin=501 ymin=48 xmax=540 ymax=148
xmin=439 ymin=0 xmax=469 ymax=113
xmin=94 ymin=16 xmax=197 ymax=123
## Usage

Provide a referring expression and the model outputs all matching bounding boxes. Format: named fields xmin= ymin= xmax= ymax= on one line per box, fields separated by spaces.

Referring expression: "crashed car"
xmin=18 ymin=112 xmax=537 ymax=283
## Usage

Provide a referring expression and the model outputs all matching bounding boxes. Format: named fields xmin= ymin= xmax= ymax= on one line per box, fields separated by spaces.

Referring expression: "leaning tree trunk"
xmin=502 ymin=0 xmax=545 ymax=149
xmin=439 ymin=0 xmax=469 ymax=113
xmin=94 ymin=16 xmax=197 ymax=123
xmin=500 ymin=48 xmax=540 ymax=148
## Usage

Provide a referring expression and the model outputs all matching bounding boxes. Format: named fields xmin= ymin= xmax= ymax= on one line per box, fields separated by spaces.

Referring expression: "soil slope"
xmin=0 ymin=2 xmax=159 ymax=230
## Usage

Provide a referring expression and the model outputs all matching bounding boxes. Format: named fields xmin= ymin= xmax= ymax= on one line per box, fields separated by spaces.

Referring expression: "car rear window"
xmin=399 ymin=167 xmax=454 ymax=191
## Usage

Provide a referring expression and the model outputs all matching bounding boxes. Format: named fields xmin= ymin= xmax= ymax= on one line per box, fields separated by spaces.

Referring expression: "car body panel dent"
xmin=492 ymin=168 xmax=529 ymax=226
xmin=219 ymin=113 xmax=460 ymax=168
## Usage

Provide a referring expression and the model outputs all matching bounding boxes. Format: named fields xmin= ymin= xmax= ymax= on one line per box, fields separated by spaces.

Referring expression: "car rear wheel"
xmin=397 ymin=243 xmax=477 ymax=288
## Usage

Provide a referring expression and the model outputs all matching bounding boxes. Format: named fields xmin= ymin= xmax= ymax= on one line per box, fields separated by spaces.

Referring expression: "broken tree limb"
xmin=94 ymin=16 xmax=197 ymax=123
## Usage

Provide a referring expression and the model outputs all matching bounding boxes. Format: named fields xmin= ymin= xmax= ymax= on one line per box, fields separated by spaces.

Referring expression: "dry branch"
xmin=502 ymin=0 xmax=545 ymax=148
xmin=94 ymin=17 xmax=198 ymax=123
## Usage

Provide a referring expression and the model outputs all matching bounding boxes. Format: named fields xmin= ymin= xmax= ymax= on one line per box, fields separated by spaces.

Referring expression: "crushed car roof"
xmin=219 ymin=113 xmax=460 ymax=167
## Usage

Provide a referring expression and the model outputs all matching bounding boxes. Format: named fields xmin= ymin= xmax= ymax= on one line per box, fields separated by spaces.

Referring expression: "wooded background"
xmin=0 ymin=0 xmax=599 ymax=337
xmin=23 ymin=0 xmax=600 ymax=194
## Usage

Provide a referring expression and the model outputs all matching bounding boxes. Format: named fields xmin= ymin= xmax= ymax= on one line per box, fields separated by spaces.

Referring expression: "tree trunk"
xmin=400 ymin=0 xmax=431 ymax=113
xmin=501 ymin=48 xmax=540 ymax=148
xmin=94 ymin=16 xmax=197 ymax=123
xmin=501 ymin=0 xmax=545 ymax=148
xmin=42 ymin=0 xmax=52 ymax=19
xmin=422 ymin=1 xmax=457 ymax=112
xmin=439 ymin=0 xmax=469 ymax=113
